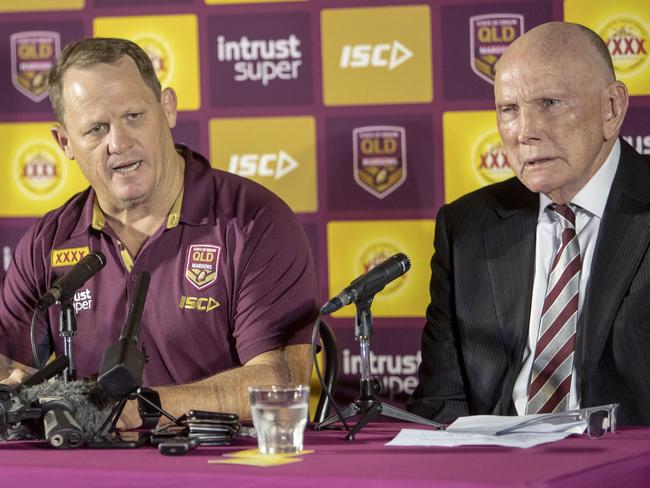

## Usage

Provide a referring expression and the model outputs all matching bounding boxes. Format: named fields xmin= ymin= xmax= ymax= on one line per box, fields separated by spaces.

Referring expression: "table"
xmin=1 ymin=424 xmax=649 ymax=488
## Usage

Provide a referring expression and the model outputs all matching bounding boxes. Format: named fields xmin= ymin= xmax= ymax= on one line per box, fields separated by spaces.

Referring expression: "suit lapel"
xmin=577 ymin=141 xmax=650 ymax=384
xmin=483 ymin=182 xmax=538 ymax=411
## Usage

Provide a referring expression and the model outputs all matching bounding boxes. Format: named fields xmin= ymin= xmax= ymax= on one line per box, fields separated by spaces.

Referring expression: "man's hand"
xmin=116 ymin=398 xmax=144 ymax=431
xmin=0 ymin=355 xmax=36 ymax=386
xmin=0 ymin=368 xmax=30 ymax=387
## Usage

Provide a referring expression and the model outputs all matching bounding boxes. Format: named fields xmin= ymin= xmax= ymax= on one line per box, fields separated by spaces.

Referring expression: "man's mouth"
xmin=525 ymin=157 xmax=553 ymax=166
xmin=112 ymin=160 xmax=142 ymax=174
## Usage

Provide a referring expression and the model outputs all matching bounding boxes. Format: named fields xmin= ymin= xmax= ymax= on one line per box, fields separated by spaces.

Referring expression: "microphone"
xmin=98 ymin=271 xmax=150 ymax=399
xmin=36 ymin=251 xmax=106 ymax=311
xmin=320 ymin=252 xmax=411 ymax=315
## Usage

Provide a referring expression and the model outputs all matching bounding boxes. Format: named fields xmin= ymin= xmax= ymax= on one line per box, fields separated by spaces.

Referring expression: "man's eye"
xmin=543 ymin=99 xmax=560 ymax=107
xmin=86 ymin=124 xmax=105 ymax=135
xmin=127 ymin=113 xmax=142 ymax=121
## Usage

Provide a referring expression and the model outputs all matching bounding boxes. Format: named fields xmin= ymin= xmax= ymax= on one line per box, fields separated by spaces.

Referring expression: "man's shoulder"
xmin=28 ymin=188 xmax=92 ymax=243
xmin=208 ymin=166 xmax=296 ymax=225
xmin=445 ymin=177 xmax=534 ymax=216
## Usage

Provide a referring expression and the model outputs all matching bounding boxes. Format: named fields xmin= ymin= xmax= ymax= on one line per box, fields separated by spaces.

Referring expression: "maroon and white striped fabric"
xmin=527 ymin=204 xmax=581 ymax=414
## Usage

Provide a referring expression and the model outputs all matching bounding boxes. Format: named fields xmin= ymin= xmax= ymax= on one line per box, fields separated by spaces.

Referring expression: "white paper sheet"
xmin=385 ymin=414 xmax=587 ymax=448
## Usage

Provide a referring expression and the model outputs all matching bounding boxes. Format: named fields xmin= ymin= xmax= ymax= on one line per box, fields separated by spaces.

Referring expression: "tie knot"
xmin=551 ymin=204 xmax=576 ymax=228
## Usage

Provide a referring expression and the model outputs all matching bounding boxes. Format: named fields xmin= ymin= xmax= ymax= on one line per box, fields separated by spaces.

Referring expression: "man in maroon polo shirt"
xmin=0 ymin=38 xmax=318 ymax=428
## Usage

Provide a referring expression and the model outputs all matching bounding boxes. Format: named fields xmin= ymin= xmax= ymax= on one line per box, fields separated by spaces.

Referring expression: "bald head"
xmin=497 ymin=22 xmax=615 ymax=85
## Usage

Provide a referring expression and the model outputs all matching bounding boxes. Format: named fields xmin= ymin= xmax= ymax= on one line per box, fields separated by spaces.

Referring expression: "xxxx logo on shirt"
xmin=185 ymin=244 xmax=220 ymax=290
xmin=51 ymin=246 xmax=89 ymax=267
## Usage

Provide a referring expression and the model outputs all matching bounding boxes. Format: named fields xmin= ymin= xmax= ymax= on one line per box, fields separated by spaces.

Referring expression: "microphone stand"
xmin=58 ymin=298 xmax=77 ymax=382
xmin=315 ymin=295 xmax=442 ymax=440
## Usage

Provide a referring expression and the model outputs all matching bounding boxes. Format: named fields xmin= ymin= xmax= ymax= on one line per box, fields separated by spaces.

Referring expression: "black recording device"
xmin=98 ymin=271 xmax=150 ymax=399
xmin=36 ymin=251 xmax=106 ymax=311
xmin=0 ymin=355 xmax=99 ymax=448
xmin=41 ymin=397 xmax=84 ymax=448
xmin=320 ymin=252 xmax=411 ymax=314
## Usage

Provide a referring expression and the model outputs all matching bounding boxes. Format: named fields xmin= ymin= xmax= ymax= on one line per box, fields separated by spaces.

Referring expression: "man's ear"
xmin=51 ymin=124 xmax=75 ymax=160
xmin=160 ymin=87 xmax=178 ymax=129
xmin=602 ymin=81 xmax=629 ymax=141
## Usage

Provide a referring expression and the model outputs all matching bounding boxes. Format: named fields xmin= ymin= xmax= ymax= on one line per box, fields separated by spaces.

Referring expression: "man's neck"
xmin=101 ymin=152 xmax=185 ymax=257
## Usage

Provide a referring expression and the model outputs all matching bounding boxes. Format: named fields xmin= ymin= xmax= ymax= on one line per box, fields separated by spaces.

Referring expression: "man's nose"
xmin=107 ymin=124 xmax=134 ymax=154
xmin=516 ymin=108 xmax=542 ymax=144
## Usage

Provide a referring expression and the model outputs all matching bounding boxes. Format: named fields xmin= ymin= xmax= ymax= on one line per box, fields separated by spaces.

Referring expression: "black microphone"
xmin=98 ymin=271 xmax=150 ymax=399
xmin=320 ymin=252 xmax=411 ymax=315
xmin=36 ymin=251 xmax=106 ymax=311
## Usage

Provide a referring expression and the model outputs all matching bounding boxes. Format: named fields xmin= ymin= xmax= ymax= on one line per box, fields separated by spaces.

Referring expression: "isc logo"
xmin=339 ymin=40 xmax=413 ymax=70
xmin=228 ymin=151 xmax=299 ymax=180
xmin=179 ymin=296 xmax=220 ymax=312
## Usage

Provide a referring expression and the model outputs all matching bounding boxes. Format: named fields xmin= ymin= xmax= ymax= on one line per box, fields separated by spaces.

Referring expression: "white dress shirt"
xmin=513 ymin=139 xmax=621 ymax=415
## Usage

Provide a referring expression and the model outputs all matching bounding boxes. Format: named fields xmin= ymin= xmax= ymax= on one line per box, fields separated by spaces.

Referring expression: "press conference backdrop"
xmin=0 ymin=0 xmax=648 ymax=407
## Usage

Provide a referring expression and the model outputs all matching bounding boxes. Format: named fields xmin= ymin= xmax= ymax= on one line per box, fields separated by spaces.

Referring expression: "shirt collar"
xmin=538 ymin=139 xmax=620 ymax=221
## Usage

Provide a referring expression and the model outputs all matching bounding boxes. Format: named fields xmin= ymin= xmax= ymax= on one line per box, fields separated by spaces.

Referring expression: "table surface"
xmin=1 ymin=423 xmax=649 ymax=488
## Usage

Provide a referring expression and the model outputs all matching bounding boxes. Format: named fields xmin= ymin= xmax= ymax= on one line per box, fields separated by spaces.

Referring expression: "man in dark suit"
xmin=408 ymin=21 xmax=650 ymax=426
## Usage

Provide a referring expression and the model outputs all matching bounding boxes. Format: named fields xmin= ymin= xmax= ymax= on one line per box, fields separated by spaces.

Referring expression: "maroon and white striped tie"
xmin=526 ymin=204 xmax=581 ymax=414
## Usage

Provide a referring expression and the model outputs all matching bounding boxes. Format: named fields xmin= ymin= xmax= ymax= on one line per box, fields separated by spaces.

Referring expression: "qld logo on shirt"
xmin=185 ymin=244 xmax=220 ymax=290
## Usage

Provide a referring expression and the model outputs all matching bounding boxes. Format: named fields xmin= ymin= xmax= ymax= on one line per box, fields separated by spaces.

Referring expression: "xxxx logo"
xmin=51 ymin=247 xmax=90 ymax=267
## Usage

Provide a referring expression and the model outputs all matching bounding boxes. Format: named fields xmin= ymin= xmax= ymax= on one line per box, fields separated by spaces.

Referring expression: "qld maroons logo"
xmin=10 ymin=31 xmax=60 ymax=102
xmin=353 ymin=126 xmax=406 ymax=199
xmin=470 ymin=14 xmax=523 ymax=84
xmin=185 ymin=244 xmax=220 ymax=290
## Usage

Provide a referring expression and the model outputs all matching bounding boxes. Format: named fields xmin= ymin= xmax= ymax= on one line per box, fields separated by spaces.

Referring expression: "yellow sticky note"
xmin=223 ymin=448 xmax=314 ymax=458
xmin=208 ymin=457 xmax=303 ymax=467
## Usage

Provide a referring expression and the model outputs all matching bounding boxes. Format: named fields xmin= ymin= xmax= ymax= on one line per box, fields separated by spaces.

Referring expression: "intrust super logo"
xmin=210 ymin=116 xmax=317 ymax=213
xmin=13 ymin=140 xmax=67 ymax=199
xmin=322 ymin=5 xmax=432 ymax=105
xmin=217 ymin=34 xmax=302 ymax=86
xmin=208 ymin=12 xmax=312 ymax=107
xmin=353 ymin=126 xmax=406 ymax=199
xmin=10 ymin=31 xmax=60 ymax=102
xmin=340 ymin=41 xmax=412 ymax=70
xmin=185 ymin=244 xmax=220 ymax=291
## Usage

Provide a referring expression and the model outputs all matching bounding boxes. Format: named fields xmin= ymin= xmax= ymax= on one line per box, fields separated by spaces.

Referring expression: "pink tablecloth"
xmin=0 ymin=424 xmax=649 ymax=488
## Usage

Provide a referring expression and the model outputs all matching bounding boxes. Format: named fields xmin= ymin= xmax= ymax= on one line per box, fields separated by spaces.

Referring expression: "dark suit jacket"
xmin=408 ymin=139 xmax=650 ymax=426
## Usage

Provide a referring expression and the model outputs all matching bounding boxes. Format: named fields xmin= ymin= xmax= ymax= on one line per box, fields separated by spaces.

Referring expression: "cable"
xmin=30 ymin=307 xmax=43 ymax=370
xmin=310 ymin=313 xmax=349 ymax=432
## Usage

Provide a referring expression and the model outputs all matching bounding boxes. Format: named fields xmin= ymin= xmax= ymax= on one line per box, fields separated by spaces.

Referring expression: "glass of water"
xmin=249 ymin=384 xmax=310 ymax=454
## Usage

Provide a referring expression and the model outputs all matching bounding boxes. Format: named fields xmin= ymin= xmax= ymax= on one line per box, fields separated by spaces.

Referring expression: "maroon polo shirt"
xmin=0 ymin=146 xmax=318 ymax=386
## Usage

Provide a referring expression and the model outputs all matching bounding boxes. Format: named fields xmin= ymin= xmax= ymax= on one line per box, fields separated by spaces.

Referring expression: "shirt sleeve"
xmin=231 ymin=194 xmax=318 ymax=365
xmin=0 ymin=223 xmax=52 ymax=367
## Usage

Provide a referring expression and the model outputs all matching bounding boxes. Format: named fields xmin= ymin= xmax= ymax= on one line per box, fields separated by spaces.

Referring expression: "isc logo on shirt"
xmin=179 ymin=296 xmax=220 ymax=312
